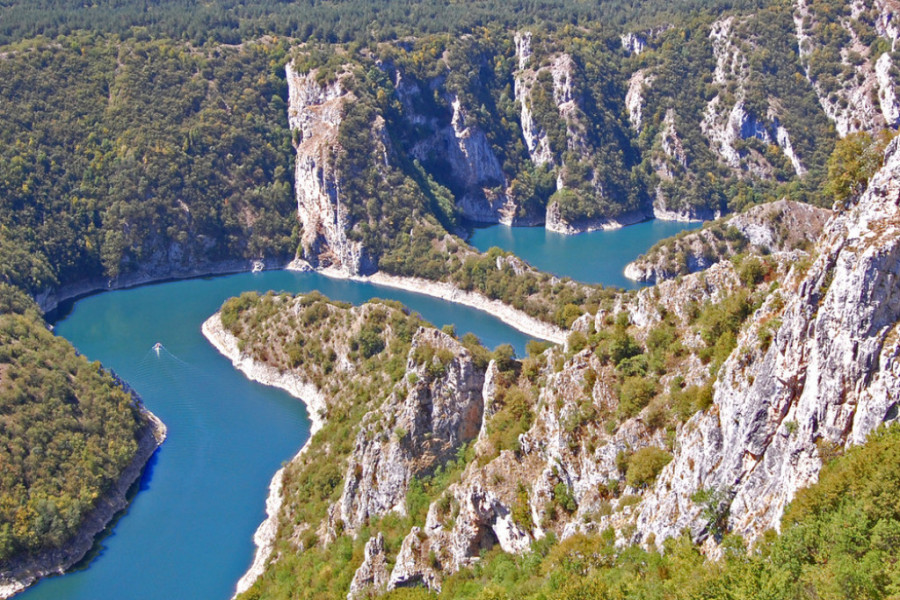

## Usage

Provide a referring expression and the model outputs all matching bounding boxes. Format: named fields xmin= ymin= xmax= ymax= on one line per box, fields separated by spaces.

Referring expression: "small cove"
xmin=468 ymin=219 xmax=701 ymax=288
xmin=23 ymin=220 xmax=693 ymax=599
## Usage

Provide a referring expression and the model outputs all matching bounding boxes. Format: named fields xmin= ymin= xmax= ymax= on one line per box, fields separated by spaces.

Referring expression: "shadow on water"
xmin=136 ymin=448 xmax=161 ymax=494
xmin=67 ymin=446 xmax=163 ymax=574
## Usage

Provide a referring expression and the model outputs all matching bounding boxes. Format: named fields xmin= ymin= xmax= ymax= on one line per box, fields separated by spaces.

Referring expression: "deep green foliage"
xmin=0 ymin=0 xmax=769 ymax=47
xmin=0 ymin=34 xmax=295 ymax=293
xmin=826 ymin=130 xmax=896 ymax=207
xmin=0 ymin=298 xmax=147 ymax=561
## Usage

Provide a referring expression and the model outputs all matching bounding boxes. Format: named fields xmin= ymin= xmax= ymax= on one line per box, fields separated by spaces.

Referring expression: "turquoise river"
xmin=24 ymin=220 xmax=697 ymax=599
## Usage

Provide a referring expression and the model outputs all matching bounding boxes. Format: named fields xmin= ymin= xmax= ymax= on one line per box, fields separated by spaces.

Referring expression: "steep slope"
xmin=222 ymin=139 xmax=899 ymax=600
xmin=637 ymin=135 xmax=900 ymax=546
xmin=0 ymin=286 xmax=166 ymax=598
xmin=794 ymin=0 xmax=900 ymax=136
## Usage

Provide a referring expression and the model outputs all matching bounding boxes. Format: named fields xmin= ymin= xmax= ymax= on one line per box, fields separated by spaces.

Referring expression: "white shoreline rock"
xmin=201 ymin=314 xmax=327 ymax=598
xmin=317 ymin=269 xmax=567 ymax=345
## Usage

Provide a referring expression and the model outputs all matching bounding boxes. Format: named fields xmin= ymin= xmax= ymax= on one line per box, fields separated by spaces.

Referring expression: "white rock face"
xmin=514 ymin=31 xmax=533 ymax=70
xmin=513 ymin=39 xmax=621 ymax=231
xmin=513 ymin=47 xmax=585 ymax=168
xmin=636 ymin=138 xmax=900 ymax=546
xmin=625 ymin=69 xmax=654 ymax=130
xmin=876 ymin=52 xmax=900 ymax=127
xmin=348 ymin=533 xmax=390 ymax=599
xmin=400 ymin=80 xmax=514 ymax=223
xmin=381 ymin=261 xmax=752 ymax=591
xmin=793 ymin=0 xmax=900 ymax=136
xmin=629 ymin=200 xmax=831 ymax=283
xmin=702 ymin=16 xmax=807 ymax=177
xmin=660 ymin=110 xmax=687 ymax=169
xmin=515 ymin=71 xmax=555 ymax=167
xmin=332 ymin=328 xmax=486 ymax=533
xmin=286 ymin=64 xmax=376 ymax=274
xmin=621 ymin=32 xmax=647 ymax=55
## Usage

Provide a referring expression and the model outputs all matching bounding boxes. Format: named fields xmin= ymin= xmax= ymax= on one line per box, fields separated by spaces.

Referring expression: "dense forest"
xmin=0 ymin=0 xmax=769 ymax=46
xmin=0 ymin=284 xmax=151 ymax=561
xmin=0 ymin=34 xmax=296 ymax=295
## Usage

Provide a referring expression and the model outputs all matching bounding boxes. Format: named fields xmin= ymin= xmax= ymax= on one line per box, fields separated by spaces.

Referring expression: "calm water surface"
xmin=468 ymin=219 xmax=700 ymax=288
xmin=27 ymin=271 xmax=533 ymax=600
xmin=26 ymin=221 xmax=690 ymax=599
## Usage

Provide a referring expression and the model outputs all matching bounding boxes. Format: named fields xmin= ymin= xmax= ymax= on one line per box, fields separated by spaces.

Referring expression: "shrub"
xmin=738 ymin=256 xmax=765 ymax=286
xmin=618 ymin=377 xmax=657 ymax=419
xmin=625 ymin=447 xmax=673 ymax=489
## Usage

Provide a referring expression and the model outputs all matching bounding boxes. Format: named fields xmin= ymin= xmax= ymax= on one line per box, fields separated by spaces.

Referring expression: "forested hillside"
xmin=0 ymin=0 xmax=896 ymax=297
xmin=0 ymin=0 xmax=768 ymax=46
xmin=0 ymin=35 xmax=296 ymax=296
xmin=0 ymin=284 xmax=162 ymax=570
xmin=0 ymin=0 xmax=898 ymax=595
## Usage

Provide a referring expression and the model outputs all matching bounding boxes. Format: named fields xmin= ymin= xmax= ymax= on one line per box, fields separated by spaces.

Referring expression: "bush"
xmin=737 ymin=256 xmax=765 ymax=286
xmin=625 ymin=447 xmax=673 ymax=489
xmin=618 ymin=377 xmax=657 ymax=419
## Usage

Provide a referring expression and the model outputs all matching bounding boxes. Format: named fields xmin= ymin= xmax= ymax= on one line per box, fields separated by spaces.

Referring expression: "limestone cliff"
xmin=287 ymin=64 xmax=378 ymax=274
xmin=382 ymin=142 xmax=899 ymax=590
xmin=329 ymin=328 xmax=486 ymax=536
xmin=794 ymin=0 xmax=900 ymax=136
xmin=225 ymin=138 xmax=899 ymax=593
xmin=636 ymin=136 xmax=900 ymax=546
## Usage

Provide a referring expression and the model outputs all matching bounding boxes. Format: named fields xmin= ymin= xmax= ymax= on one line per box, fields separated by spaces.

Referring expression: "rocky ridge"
xmin=287 ymin=65 xmax=378 ymax=274
xmin=237 ymin=142 xmax=896 ymax=598
xmin=625 ymin=200 xmax=832 ymax=283
xmin=636 ymin=135 xmax=900 ymax=547
xmin=370 ymin=141 xmax=900 ymax=592
xmin=794 ymin=0 xmax=900 ymax=136
xmin=328 ymin=328 xmax=487 ymax=536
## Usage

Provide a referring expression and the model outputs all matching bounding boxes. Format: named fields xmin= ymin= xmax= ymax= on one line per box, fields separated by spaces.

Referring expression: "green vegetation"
xmin=624 ymin=447 xmax=673 ymax=489
xmin=0 ymin=284 xmax=150 ymax=561
xmin=0 ymin=0 xmax=769 ymax=47
xmin=365 ymin=424 xmax=900 ymax=600
xmin=826 ymin=130 xmax=897 ymax=208
xmin=0 ymin=34 xmax=295 ymax=294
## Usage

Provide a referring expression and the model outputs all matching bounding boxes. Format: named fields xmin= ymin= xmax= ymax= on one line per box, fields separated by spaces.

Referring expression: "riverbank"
xmin=201 ymin=313 xmax=327 ymax=597
xmin=310 ymin=267 xmax=568 ymax=345
xmin=0 ymin=408 xmax=167 ymax=599
xmin=37 ymin=257 xmax=292 ymax=316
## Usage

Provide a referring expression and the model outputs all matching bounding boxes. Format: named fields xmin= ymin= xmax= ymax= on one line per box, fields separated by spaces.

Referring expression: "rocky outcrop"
xmin=651 ymin=190 xmax=720 ymax=223
xmin=794 ymin=0 xmax=900 ymax=136
xmin=389 ymin=64 xmax=517 ymax=224
xmin=330 ymin=328 xmax=486 ymax=533
xmin=287 ymin=64 xmax=377 ymax=274
xmin=514 ymin=37 xmax=631 ymax=232
xmin=627 ymin=200 xmax=831 ymax=283
xmin=545 ymin=203 xmax=651 ymax=235
xmin=625 ymin=69 xmax=654 ymax=131
xmin=636 ymin=137 xmax=900 ymax=546
xmin=620 ymin=26 xmax=672 ymax=56
xmin=348 ymin=533 xmax=390 ymax=599
xmin=442 ymin=95 xmax=513 ymax=223
xmin=380 ymin=260 xmax=759 ymax=591
xmin=701 ymin=17 xmax=808 ymax=177
xmin=0 ymin=408 xmax=166 ymax=599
